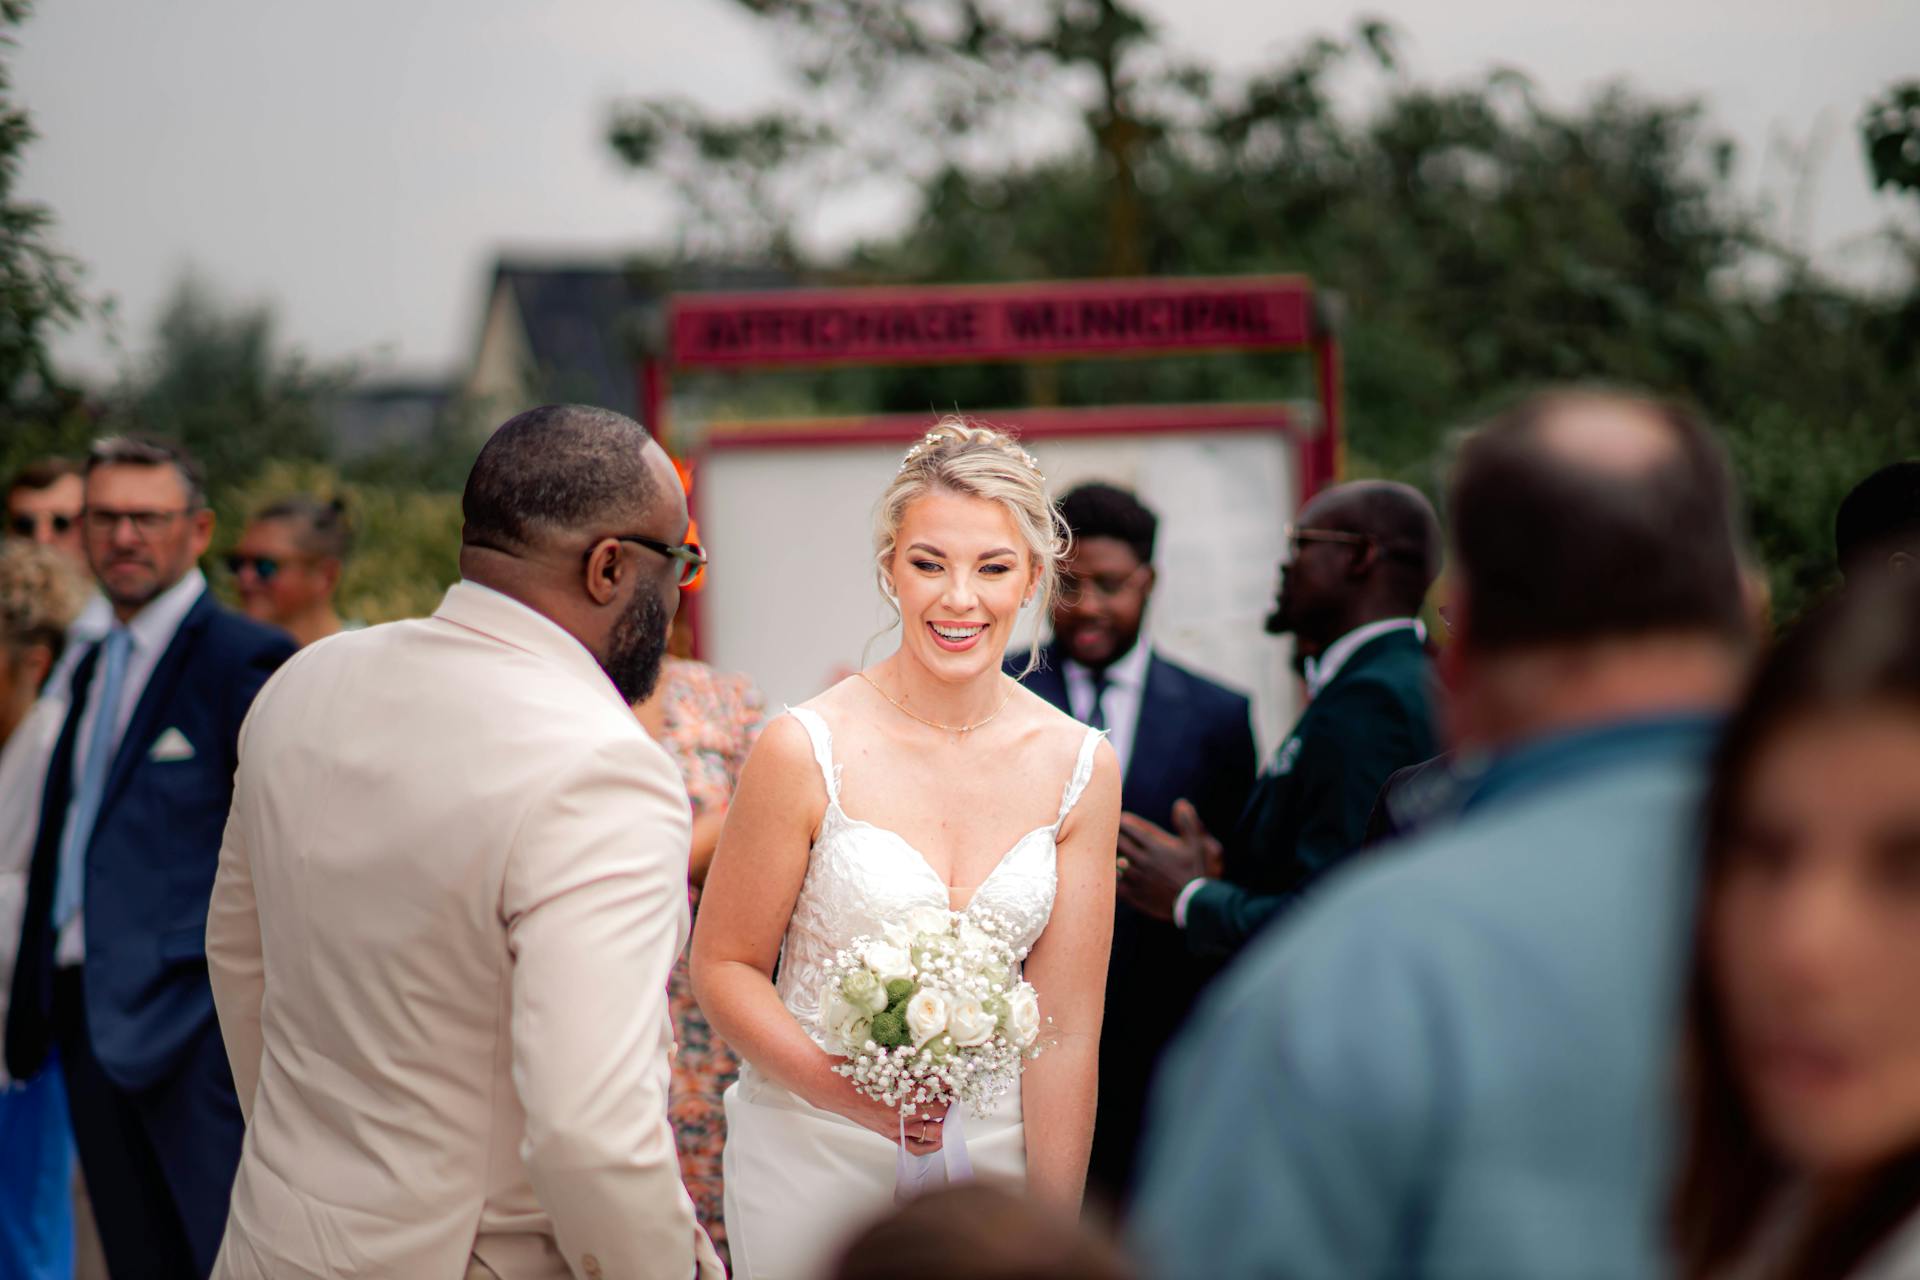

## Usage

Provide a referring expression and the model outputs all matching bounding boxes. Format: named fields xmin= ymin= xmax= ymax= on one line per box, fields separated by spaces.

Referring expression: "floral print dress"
xmin=651 ymin=658 xmax=765 ymax=1267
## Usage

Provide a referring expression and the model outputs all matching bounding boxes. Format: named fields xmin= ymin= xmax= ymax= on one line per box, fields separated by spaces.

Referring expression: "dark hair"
xmin=461 ymin=404 xmax=658 ymax=553
xmin=1057 ymin=482 xmax=1157 ymax=565
xmin=1446 ymin=389 xmax=1747 ymax=651
xmin=1835 ymin=460 xmax=1920 ymax=577
xmin=1672 ymin=579 xmax=1920 ymax=1280
xmin=6 ymin=456 xmax=81 ymax=499
xmin=86 ymin=435 xmax=207 ymax=510
xmin=828 ymin=1183 xmax=1133 ymax=1280
xmin=254 ymin=495 xmax=354 ymax=562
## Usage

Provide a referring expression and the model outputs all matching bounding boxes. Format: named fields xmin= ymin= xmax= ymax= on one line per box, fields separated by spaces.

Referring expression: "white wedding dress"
xmin=721 ymin=707 xmax=1105 ymax=1279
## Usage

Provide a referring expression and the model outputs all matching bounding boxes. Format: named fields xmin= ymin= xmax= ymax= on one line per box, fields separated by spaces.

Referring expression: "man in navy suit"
xmin=1011 ymin=482 xmax=1256 ymax=1209
xmin=6 ymin=436 xmax=294 ymax=1279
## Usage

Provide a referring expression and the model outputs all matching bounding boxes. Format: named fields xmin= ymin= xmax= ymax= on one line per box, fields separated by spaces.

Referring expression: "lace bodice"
xmin=772 ymin=707 xmax=1105 ymax=1052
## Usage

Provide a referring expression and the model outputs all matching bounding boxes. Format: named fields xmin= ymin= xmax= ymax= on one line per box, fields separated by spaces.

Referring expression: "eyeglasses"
xmin=1284 ymin=523 xmax=1373 ymax=555
xmin=84 ymin=507 xmax=193 ymax=538
xmin=225 ymin=554 xmax=288 ymax=581
xmin=1059 ymin=565 xmax=1148 ymax=604
xmin=614 ymin=534 xmax=708 ymax=588
xmin=9 ymin=512 xmax=77 ymax=538
xmin=1284 ymin=523 xmax=1429 ymax=567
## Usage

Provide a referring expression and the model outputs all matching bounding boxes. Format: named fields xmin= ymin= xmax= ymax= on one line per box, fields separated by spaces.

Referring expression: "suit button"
xmin=582 ymin=1255 xmax=602 ymax=1279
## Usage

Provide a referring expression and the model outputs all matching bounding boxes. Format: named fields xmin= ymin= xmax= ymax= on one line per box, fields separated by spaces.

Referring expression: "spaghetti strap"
xmin=784 ymin=706 xmax=842 ymax=805
xmin=1055 ymin=725 xmax=1107 ymax=826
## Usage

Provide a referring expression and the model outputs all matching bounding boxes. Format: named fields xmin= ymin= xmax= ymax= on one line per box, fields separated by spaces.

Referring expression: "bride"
xmin=693 ymin=419 xmax=1121 ymax=1278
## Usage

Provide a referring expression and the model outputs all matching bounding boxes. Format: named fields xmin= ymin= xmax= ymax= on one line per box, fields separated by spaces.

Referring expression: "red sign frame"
xmin=642 ymin=274 xmax=1343 ymax=658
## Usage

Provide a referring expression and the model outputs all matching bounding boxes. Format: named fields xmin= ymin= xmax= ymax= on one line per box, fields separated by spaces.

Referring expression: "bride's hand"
xmin=844 ymin=1087 xmax=952 ymax=1154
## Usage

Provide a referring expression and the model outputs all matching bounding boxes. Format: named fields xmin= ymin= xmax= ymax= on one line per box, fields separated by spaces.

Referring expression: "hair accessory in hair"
xmin=896 ymin=425 xmax=1045 ymax=483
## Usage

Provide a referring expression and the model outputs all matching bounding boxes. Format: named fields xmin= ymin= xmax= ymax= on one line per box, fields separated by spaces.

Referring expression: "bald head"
xmin=462 ymin=404 xmax=667 ymax=554
xmin=1306 ymin=481 xmax=1444 ymax=615
xmin=1447 ymin=389 xmax=1747 ymax=653
xmin=458 ymin=404 xmax=686 ymax=704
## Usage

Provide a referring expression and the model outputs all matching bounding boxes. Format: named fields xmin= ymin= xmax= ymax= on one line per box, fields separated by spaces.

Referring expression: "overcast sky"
xmin=15 ymin=0 xmax=1918 ymax=384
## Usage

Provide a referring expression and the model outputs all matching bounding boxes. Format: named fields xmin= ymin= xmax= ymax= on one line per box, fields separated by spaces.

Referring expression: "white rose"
xmin=905 ymin=905 xmax=953 ymax=939
xmin=836 ymin=1012 xmax=874 ymax=1055
xmin=882 ymin=920 xmax=913 ymax=948
xmin=862 ymin=940 xmax=914 ymax=983
xmin=820 ymin=980 xmax=857 ymax=1031
xmin=946 ymin=997 xmax=997 ymax=1048
xmin=956 ymin=920 xmax=995 ymax=956
xmin=905 ymin=988 xmax=951 ymax=1048
xmin=1005 ymin=988 xmax=1041 ymax=1049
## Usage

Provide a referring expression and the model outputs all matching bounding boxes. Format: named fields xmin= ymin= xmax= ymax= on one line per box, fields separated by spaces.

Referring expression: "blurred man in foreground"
xmin=1012 ymin=481 xmax=1256 ymax=1207
xmin=207 ymin=405 xmax=721 ymax=1278
xmin=1113 ymin=480 xmax=1442 ymax=962
xmin=1134 ymin=389 xmax=1753 ymax=1278
xmin=226 ymin=496 xmax=352 ymax=648
xmin=6 ymin=437 xmax=294 ymax=1278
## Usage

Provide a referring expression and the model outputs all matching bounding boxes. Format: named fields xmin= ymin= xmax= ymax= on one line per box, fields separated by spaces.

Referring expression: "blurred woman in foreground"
xmin=1673 ymin=579 xmax=1920 ymax=1279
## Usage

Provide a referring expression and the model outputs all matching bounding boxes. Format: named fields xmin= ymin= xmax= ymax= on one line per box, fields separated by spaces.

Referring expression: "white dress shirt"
xmin=1303 ymin=617 xmax=1426 ymax=700
xmin=46 ymin=592 xmax=112 ymax=705
xmin=57 ymin=568 xmax=206 ymax=965
xmin=1172 ymin=616 xmax=1427 ymax=929
xmin=1061 ymin=638 xmax=1151 ymax=779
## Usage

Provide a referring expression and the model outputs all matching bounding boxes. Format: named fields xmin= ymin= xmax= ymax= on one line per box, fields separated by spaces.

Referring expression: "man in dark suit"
xmin=1116 ymin=480 xmax=1442 ymax=962
xmin=6 ymin=436 xmax=294 ymax=1279
xmin=1011 ymin=482 xmax=1256 ymax=1208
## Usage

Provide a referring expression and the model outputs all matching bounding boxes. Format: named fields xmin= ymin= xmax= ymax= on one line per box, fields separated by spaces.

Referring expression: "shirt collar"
xmin=1063 ymin=636 xmax=1152 ymax=690
xmin=121 ymin=567 xmax=206 ymax=652
xmin=1463 ymin=712 xmax=1724 ymax=815
xmin=1305 ymin=617 xmax=1424 ymax=698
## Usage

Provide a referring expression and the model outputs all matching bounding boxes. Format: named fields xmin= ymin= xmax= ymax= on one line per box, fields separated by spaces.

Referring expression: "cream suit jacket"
xmin=207 ymin=581 xmax=722 ymax=1280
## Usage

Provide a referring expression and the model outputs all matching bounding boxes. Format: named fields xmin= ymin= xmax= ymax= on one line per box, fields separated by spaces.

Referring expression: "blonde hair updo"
xmin=0 ymin=541 xmax=87 ymax=664
xmin=873 ymin=417 xmax=1069 ymax=677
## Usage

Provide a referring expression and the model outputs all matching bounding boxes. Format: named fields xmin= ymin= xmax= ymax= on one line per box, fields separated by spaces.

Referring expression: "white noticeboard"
xmin=694 ymin=427 xmax=1305 ymax=756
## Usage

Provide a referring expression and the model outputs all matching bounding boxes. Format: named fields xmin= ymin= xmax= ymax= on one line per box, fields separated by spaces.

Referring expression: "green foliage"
xmin=614 ymin=10 xmax=1920 ymax=623
xmin=869 ymin=1009 xmax=908 ymax=1048
xmin=116 ymin=279 xmax=338 ymax=498
xmin=0 ymin=0 xmax=83 ymax=430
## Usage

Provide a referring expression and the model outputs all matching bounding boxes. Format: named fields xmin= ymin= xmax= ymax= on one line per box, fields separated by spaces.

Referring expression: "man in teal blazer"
xmin=1134 ymin=390 xmax=1755 ymax=1279
xmin=1116 ymin=480 xmax=1441 ymax=962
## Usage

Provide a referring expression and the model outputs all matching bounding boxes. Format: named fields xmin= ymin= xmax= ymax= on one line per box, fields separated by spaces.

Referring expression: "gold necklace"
xmin=858 ymin=671 xmax=1014 ymax=737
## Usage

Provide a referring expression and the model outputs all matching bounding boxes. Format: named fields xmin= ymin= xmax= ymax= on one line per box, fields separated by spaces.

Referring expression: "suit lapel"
xmin=1127 ymin=654 xmax=1182 ymax=799
xmin=102 ymin=592 xmax=212 ymax=811
xmin=1021 ymin=643 xmax=1070 ymax=715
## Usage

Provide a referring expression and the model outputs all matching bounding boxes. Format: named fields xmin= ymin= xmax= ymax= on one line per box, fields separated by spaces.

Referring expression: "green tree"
xmin=0 ymin=0 xmax=88 ymax=475
xmin=116 ymin=277 xmax=338 ymax=497
xmin=613 ymin=10 xmax=1920 ymax=620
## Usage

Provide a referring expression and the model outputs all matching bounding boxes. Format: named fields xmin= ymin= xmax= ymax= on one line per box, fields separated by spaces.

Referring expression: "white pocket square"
xmin=149 ymin=727 xmax=196 ymax=762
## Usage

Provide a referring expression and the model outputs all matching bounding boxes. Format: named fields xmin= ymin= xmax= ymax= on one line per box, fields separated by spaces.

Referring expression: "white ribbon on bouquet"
xmin=895 ymin=1105 xmax=973 ymax=1203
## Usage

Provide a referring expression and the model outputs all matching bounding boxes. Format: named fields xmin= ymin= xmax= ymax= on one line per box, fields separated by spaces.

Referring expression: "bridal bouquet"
xmin=821 ymin=905 xmax=1050 ymax=1117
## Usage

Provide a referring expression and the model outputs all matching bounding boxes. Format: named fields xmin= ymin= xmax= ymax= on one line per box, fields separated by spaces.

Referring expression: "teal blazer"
xmin=1183 ymin=628 xmax=1435 ymax=960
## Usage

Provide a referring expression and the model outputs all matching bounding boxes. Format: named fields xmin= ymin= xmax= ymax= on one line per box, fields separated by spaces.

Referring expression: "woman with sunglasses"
xmin=226 ymin=496 xmax=352 ymax=648
xmin=1672 ymin=578 xmax=1920 ymax=1279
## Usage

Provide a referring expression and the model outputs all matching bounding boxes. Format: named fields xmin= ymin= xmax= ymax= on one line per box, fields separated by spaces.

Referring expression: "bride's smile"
xmin=891 ymin=488 xmax=1034 ymax=690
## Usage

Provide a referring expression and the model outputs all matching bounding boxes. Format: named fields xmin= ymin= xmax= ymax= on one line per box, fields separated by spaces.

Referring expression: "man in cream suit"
xmin=206 ymin=405 xmax=722 ymax=1280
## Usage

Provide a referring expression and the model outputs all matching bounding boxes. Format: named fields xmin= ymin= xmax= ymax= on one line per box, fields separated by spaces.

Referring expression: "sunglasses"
xmin=615 ymin=534 xmax=708 ymax=588
xmin=9 ymin=512 xmax=77 ymax=537
xmin=225 ymin=554 xmax=290 ymax=581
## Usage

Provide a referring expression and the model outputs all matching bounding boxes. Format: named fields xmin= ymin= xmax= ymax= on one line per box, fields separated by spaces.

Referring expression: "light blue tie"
xmin=52 ymin=626 xmax=131 ymax=931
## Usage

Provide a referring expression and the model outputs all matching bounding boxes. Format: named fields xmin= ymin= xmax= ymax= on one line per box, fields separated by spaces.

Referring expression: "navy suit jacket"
xmin=1014 ymin=642 xmax=1256 ymax=1203
xmin=6 ymin=589 xmax=294 ymax=1090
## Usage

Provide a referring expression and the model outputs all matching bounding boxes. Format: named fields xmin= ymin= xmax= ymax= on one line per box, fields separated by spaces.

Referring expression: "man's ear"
xmin=583 ymin=538 xmax=624 ymax=606
xmin=1891 ymin=550 xmax=1915 ymax=576
xmin=1348 ymin=540 xmax=1380 ymax=580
